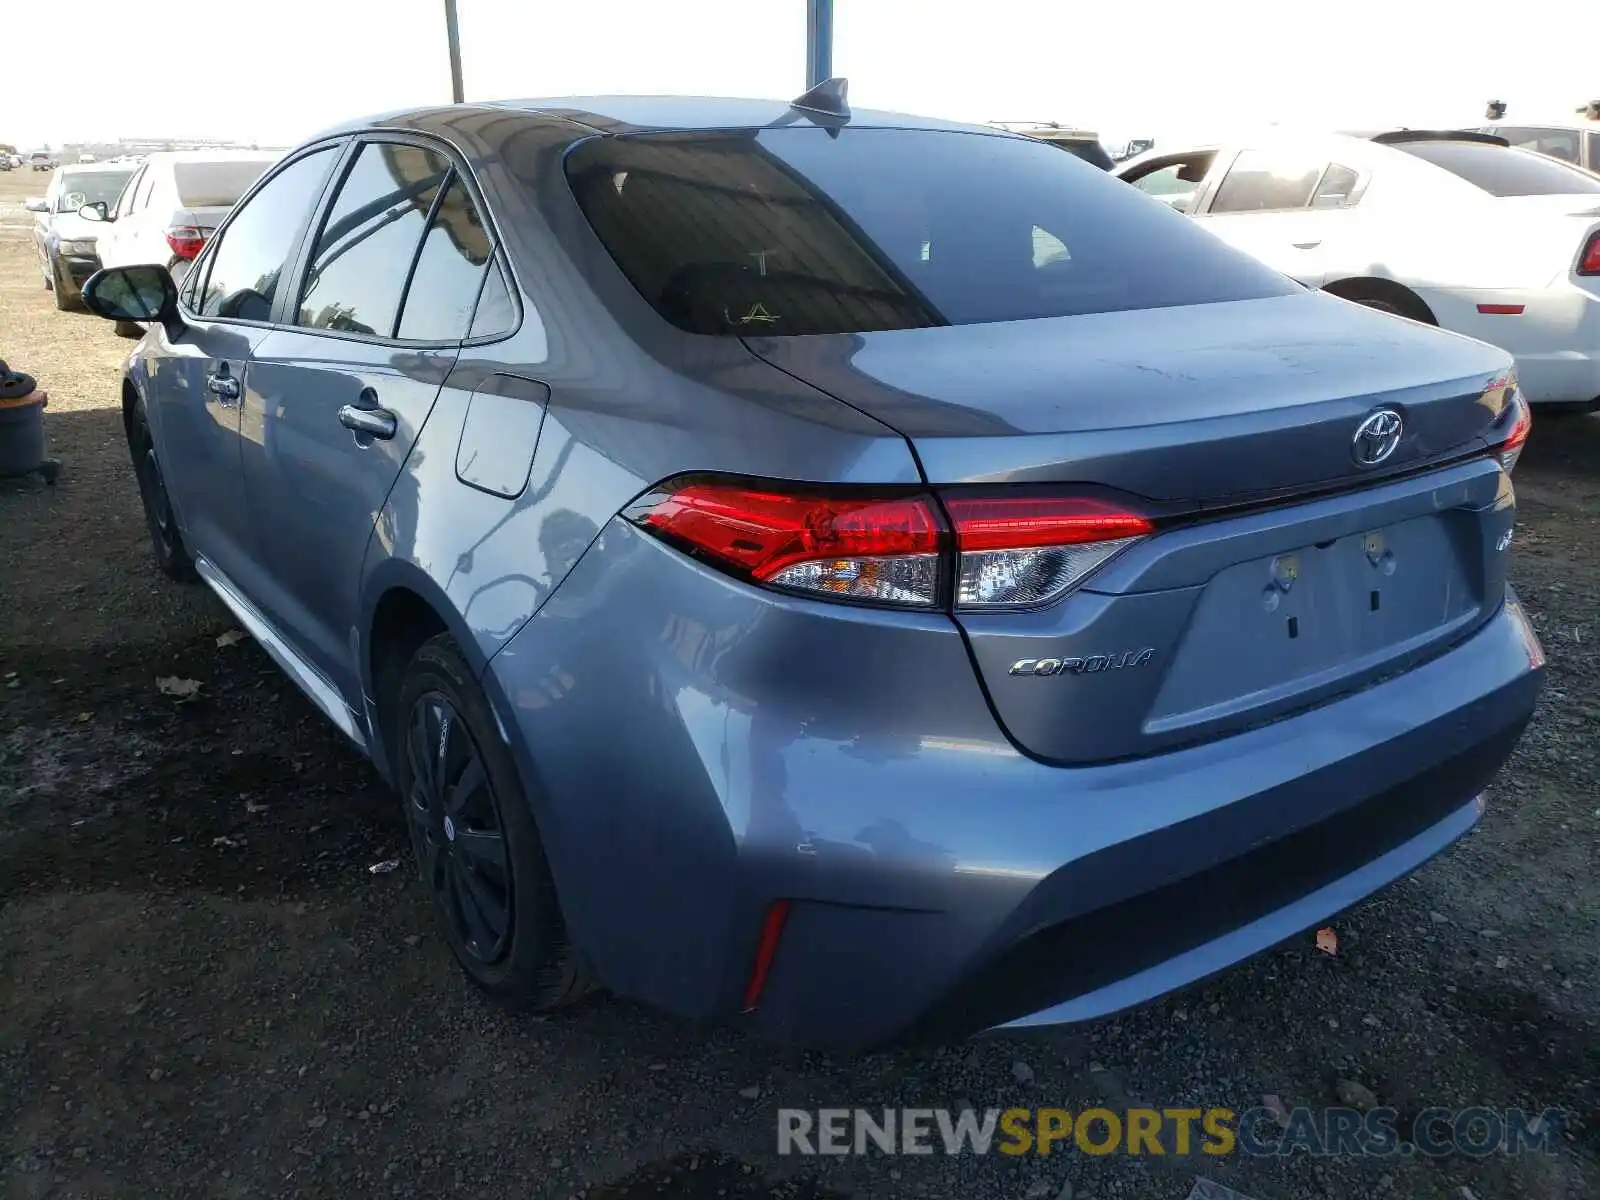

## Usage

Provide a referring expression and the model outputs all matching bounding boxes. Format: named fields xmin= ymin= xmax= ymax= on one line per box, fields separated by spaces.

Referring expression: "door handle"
xmin=1291 ymin=240 xmax=1322 ymax=249
xmin=338 ymin=403 xmax=397 ymax=440
xmin=205 ymin=371 xmax=240 ymax=403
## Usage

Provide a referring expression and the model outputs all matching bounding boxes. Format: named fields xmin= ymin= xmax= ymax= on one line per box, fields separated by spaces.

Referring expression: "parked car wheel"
xmin=126 ymin=398 xmax=196 ymax=581
xmin=396 ymin=635 xmax=592 ymax=1012
xmin=1322 ymin=279 xmax=1437 ymax=325
xmin=113 ymin=319 xmax=144 ymax=339
xmin=50 ymin=256 xmax=79 ymax=312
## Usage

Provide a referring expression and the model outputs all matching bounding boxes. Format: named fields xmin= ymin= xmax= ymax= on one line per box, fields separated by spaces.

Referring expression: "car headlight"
xmin=59 ymin=238 xmax=98 ymax=256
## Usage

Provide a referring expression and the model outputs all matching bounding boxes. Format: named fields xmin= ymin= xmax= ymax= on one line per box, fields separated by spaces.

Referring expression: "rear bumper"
xmin=484 ymin=523 xmax=1544 ymax=1050
xmin=1418 ymin=281 xmax=1600 ymax=406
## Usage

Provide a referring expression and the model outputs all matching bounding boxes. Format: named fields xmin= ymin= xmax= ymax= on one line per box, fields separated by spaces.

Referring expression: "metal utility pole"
xmin=805 ymin=0 xmax=834 ymax=88
xmin=444 ymin=0 xmax=465 ymax=103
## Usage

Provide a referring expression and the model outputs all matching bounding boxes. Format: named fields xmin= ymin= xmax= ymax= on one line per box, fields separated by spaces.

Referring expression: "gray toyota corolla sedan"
xmin=80 ymin=82 xmax=1544 ymax=1049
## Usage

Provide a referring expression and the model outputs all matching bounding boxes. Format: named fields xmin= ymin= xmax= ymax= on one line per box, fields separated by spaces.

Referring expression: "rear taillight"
xmin=627 ymin=479 xmax=944 ymax=606
xmin=1579 ymin=231 xmax=1600 ymax=276
xmin=943 ymin=495 xmax=1152 ymax=609
xmin=165 ymin=226 xmax=206 ymax=260
xmin=1495 ymin=383 xmax=1533 ymax=473
xmin=627 ymin=477 xmax=1152 ymax=610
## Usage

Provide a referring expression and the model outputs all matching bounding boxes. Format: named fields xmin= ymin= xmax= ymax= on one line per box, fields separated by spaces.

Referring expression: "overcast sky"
xmin=6 ymin=0 xmax=1593 ymax=150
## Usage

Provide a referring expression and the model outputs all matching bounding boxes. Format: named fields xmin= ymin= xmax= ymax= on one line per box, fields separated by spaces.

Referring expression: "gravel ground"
xmin=1 ymin=167 xmax=1596 ymax=1200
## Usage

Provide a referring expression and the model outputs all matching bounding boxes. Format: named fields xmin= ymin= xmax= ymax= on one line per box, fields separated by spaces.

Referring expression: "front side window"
xmin=1392 ymin=139 xmax=1600 ymax=196
xmin=1209 ymin=150 xmax=1324 ymax=213
xmin=197 ymin=146 xmax=337 ymax=321
xmin=298 ymin=142 xmax=449 ymax=337
xmin=566 ymin=128 xmax=1294 ymax=336
xmin=1127 ymin=153 xmax=1216 ymax=213
xmin=395 ymin=173 xmax=495 ymax=341
xmin=114 ymin=167 xmax=145 ymax=218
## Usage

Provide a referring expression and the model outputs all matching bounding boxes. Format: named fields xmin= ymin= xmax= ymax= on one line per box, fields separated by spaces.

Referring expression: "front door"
xmin=146 ymin=144 xmax=344 ymax=587
xmin=238 ymin=138 xmax=497 ymax=698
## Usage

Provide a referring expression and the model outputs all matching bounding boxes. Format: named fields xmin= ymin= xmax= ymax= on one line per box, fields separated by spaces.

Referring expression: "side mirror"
xmin=77 ymin=201 xmax=109 ymax=222
xmin=81 ymin=264 xmax=183 ymax=338
xmin=24 ymin=197 xmax=49 ymax=213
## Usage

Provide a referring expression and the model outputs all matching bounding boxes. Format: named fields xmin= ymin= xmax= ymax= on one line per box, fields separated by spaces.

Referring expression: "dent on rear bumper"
xmin=484 ymin=521 xmax=1544 ymax=1049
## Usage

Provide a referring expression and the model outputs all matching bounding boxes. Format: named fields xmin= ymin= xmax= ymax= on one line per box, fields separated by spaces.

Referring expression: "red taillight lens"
xmin=629 ymin=477 xmax=1153 ymax=610
xmin=1579 ymin=231 xmax=1600 ymax=276
xmin=165 ymin=226 xmax=206 ymax=260
xmin=944 ymin=495 xmax=1152 ymax=609
xmin=1497 ymin=388 xmax=1533 ymax=473
xmin=628 ymin=479 xmax=944 ymax=606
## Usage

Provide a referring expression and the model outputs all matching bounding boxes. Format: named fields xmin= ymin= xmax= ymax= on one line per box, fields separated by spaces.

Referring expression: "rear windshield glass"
xmin=57 ymin=170 xmax=134 ymax=211
xmin=1392 ymin=140 xmax=1600 ymax=196
xmin=174 ymin=160 xmax=275 ymax=208
xmin=566 ymin=128 xmax=1296 ymax=336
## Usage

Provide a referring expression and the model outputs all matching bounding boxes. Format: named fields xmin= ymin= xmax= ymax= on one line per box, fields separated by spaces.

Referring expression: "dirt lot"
xmin=1 ymin=167 xmax=1596 ymax=1200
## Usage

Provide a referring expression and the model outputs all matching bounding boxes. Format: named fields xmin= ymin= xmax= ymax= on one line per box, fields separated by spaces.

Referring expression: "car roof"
xmin=55 ymin=162 xmax=135 ymax=175
xmin=316 ymin=96 xmax=1004 ymax=143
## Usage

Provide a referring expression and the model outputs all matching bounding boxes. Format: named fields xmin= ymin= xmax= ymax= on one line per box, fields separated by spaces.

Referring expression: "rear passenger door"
xmin=239 ymin=136 xmax=505 ymax=699
xmin=1194 ymin=150 xmax=1364 ymax=286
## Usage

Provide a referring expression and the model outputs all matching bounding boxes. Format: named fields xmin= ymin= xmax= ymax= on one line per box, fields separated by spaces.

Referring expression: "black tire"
xmin=396 ymin=635 xmax=591 ymax=1011
xmin=50 ymin=255 xmax=79 ymax=312
xmin=1324 ymin=280 xmax=1436 ymax=325
xmin=126 ymin=398 xmax=196 ymax=581
xmin=113 ymin=319 xmax=144 ymax=339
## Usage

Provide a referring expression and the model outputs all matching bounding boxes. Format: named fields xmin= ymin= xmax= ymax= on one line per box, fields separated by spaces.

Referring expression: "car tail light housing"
xmin=1579 ymin=231 xmax=1600 ymax=276
xmin=943 ymin=495 xmax=1153 ymax=610
xmin=627 ymin=476 xmax=1153 ymax=611
xmin=165 ymin=226 xmax=207 ymax=260
xmin=626 ymin=478 xmax=944 ymax=607
xmin=1491 ymin=375 xmax=1532 ymax=473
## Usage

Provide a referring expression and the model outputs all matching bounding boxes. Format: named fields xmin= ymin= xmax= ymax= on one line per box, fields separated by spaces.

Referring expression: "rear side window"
xmin=197 ymin=147 xmax=337 ymax=321
xmin=468 ymin=260 xmax=517 ymax=339
xmin=1209 ymin=150 xmax=1323 ymax=212
xmin=566 ymin=128 xmax=1294 ymax=335
xmin=174 ymin=160 xmax=274 ymax=207
xmin=395 ymin=174 xmax=495 ymax=341
xmin=1392 ymin=140 xmax=1600 ymax=196
xmin=298 ymin=142 xmax=450 ymax=337
xmin=1311 ymin=163 xmax=1360 ymax=207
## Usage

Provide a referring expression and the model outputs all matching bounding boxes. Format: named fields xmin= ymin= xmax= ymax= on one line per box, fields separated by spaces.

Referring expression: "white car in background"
xmin=1474 ymin=106 xmax=1600 ymax=173
xmin=1116 ymin=130 xmax=1600 ymax=412
xmin=81 ymin=150 xmax=279 ymax=295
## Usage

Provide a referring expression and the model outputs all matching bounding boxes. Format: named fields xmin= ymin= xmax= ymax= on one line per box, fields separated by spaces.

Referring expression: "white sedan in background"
xmin=1115 ymin=130 xmax=1600 ymax=412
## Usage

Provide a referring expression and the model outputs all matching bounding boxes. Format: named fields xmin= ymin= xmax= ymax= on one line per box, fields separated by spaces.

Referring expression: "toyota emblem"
xmin=1352 ymin=409 xmax=1404 ymax=466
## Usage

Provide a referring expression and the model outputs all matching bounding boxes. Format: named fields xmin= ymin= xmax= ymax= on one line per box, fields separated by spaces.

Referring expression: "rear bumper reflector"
xmin=741 ymin=899 xmax=791 ymax=1012
xmin=1476 ymin=304 xmax=1525 ymax=315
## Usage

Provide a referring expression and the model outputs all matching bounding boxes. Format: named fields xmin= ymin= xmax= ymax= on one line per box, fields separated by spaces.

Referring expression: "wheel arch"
xmin=360 ymin=559 xmax=491 ymax=782
xmin=1321 ymin=275 xmax=1438 ymax=325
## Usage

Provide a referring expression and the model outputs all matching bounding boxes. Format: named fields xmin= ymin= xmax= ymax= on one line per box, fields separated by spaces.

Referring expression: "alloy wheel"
xmin=405 ymin=693 xmax=513 ymax=964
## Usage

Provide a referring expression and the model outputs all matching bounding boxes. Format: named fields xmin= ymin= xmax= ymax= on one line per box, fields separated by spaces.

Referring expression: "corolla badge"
xmin=1010 ymin=649 xmax=1155 ymax=677
xmin=1352 ymin=409 xmax=1404 ymax=466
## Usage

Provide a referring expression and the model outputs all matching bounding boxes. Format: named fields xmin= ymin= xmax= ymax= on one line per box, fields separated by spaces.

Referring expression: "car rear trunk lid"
xmin=746 ymin=290 xmax=1518 ymax=762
